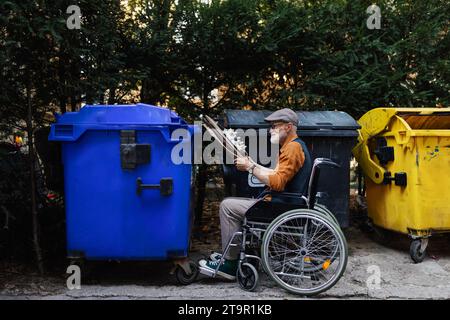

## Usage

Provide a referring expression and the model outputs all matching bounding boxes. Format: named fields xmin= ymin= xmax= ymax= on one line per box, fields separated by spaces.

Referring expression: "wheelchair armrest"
xmin=256 ymin=190 xmax=271 ymax=199
xmin=272 ymin=191 xmax=303 ymax=198
xmin=256 ymin=190 xmax=307 ymax=205
xmin=246 ymin=195 xmax=308 ymax=223
xmin=271 ymin=192 xmax=307 ymax=205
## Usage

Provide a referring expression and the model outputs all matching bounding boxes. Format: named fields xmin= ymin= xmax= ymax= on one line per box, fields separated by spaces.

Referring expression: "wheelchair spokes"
xmin=261 ymin=210 xmax=347 ymax=296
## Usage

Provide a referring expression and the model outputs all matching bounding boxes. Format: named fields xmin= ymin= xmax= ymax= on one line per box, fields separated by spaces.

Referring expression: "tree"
xmin=1 ymin=0 xmax=449 ymax=271
xmin=0 ymin=0 xmax=133 ymax=271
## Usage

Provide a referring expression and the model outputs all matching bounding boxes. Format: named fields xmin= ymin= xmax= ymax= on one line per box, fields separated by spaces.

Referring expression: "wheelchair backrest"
xmin=307 ymin=158 xmax=340 ymax=209
xmin=284 ymin=138 xmax=312 ymax=195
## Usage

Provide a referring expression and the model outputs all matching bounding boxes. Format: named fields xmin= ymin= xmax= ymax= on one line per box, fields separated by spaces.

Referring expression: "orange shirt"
xmin=268 ymin=132 xmax=305 ymax=192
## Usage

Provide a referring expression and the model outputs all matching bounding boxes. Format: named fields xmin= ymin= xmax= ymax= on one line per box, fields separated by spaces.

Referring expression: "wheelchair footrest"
xmin=199 ymin=266 xmax=216 ymax=278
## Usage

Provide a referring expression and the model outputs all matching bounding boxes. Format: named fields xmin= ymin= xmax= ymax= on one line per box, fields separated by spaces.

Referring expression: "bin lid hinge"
xmin=120 ymin=130 xmax=151 ymax=170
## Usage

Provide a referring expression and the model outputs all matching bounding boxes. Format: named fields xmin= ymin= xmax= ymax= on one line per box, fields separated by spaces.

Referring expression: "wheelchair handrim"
xmin=261 ymin=210 xmax=348 ymax=296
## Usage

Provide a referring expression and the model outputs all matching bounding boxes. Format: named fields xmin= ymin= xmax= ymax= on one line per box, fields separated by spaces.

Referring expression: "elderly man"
xmin=199 ymin=108 xmax=312 ymax=280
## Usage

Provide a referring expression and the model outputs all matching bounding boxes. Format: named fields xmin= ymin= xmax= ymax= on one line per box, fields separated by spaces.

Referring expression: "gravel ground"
xmin=1 ymin=191 xmax=450 ymax=300
xmin=1 ymin=225 xmax=450 ymax=300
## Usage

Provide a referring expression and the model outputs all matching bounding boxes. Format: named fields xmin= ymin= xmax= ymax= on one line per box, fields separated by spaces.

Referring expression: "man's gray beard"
xmin=270 ymin=134 xmax=280 ymax=144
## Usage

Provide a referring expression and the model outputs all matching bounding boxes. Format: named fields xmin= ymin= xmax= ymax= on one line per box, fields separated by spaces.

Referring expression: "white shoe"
xmin=198 ymin=259 xmax=236 ymax=281
xmin=209 ymin=252 xmax=222 ymax=262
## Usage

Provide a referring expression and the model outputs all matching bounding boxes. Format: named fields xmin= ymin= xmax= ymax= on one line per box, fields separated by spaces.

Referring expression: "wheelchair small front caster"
xmin=410 ymin=239 xmax=428 ymax=263
xmin=237 ymin=263 xmax=258 ymax=292
xmin=175 ymin=260 xmax=199 ymax=285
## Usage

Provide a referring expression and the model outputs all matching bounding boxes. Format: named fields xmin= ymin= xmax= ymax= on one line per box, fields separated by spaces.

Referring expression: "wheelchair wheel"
xmin=261 ymin=208 xmax=341 ymax=273
xmin=313 ymin=203 xmax=340 ymax=227
xmin=237 ymin=262 xmax=259 ymax=292
xmin=258 ymin=208 xmax=340 ymax=277
xmin=261 ymin=209 xmax=348 ymax=296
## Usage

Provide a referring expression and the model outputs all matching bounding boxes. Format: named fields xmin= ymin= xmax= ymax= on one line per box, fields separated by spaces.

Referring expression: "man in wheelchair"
xmin=199 ymin=108 xmax=312 ymax=280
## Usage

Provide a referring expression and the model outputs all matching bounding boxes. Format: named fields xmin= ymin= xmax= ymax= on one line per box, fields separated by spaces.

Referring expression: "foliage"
xmin=0 ymin=0 xmax=449 ymax=265
xmin=1 ymin=0 xmax=449 ymax=123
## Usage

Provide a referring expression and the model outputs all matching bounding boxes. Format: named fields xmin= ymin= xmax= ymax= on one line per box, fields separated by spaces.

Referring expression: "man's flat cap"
xmin=264 ymin=108 xmax=298 ymax=125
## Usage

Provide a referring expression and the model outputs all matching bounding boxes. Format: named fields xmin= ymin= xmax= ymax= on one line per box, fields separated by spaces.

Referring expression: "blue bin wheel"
xmin=175 ymin=261 xmax=199 ymax=285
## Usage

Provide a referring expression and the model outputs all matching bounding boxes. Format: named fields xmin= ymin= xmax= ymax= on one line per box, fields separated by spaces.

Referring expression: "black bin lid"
xmin=223 ymin=109 xmax=360 ymax=137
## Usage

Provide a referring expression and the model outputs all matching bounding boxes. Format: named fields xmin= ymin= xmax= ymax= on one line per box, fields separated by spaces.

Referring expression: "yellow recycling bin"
xmin=353 ymin=108 xmax=450 ymax=263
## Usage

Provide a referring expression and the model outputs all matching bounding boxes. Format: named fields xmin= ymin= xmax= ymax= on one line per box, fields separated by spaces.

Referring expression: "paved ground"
xmin=1 ymin=224 xmax=450 ymax=300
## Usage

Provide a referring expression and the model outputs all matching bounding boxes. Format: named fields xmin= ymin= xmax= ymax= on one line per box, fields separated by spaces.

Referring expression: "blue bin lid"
xmin=49 ymin=103 xmax=188 ymax=142
xmin=53 ymin=103 xmax=185 ymax=125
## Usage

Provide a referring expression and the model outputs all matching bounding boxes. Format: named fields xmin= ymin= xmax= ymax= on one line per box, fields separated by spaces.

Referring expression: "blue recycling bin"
xmin=49 ymin=104 xmax=195 ymax=260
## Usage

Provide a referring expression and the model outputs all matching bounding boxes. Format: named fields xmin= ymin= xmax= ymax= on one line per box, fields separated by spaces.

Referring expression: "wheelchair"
xmin=198 ymin=158 xmax=348 ymax=296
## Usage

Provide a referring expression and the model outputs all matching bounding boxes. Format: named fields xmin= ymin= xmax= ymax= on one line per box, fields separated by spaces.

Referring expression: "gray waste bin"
xmin=222 ymin=109 xmax=360 ymax=228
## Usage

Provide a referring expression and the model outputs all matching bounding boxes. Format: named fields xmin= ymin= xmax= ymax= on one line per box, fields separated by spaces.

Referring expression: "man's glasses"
xmin=270 ymin=122 xmax=288 ymax=129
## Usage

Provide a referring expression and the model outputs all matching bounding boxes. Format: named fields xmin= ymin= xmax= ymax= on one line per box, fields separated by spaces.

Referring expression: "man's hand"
xmin=235 ymin=156 xmax=254 ymax=172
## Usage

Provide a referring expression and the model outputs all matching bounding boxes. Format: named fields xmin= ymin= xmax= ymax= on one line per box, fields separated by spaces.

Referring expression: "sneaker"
xmin=209 ymin=252 xmax=222 ymax=262
xmin=199 ymin=259 xmax=238 ymax=280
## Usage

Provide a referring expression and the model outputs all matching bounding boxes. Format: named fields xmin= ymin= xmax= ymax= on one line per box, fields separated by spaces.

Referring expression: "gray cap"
xmin=264 ymin=108 xmax=298 ymax=125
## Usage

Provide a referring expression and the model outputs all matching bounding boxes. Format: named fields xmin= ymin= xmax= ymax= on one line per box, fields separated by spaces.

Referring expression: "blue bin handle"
xmin=136 ymin=177 xmax=173 ymax=196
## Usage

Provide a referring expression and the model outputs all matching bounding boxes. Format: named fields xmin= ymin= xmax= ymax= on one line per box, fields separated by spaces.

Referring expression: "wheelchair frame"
xmin=198 ymin=158 xmax=348 ymax=296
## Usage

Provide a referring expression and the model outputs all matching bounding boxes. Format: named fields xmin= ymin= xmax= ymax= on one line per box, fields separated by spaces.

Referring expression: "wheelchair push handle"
xmin=313 ymin=158 xmax=340 ymax=169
